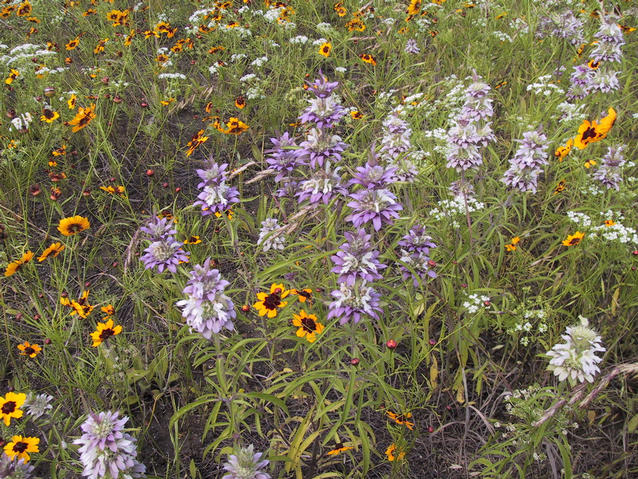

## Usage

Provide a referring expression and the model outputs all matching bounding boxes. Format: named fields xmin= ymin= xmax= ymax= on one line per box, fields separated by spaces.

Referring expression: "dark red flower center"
xmin=263 ymin=293 xmax=281 ymax=310
xmin=99 ymin=328 xmax=115 ymax=341
xmin=1 ymin=401 xmax=16 ymax=414
xmin=12 ymin=441 xmax=28 ymax=453
xmin=24 ymin=347 xmax=35 ymax=355
xmin=301 ymin=316 xmax=317 ymax=333
xmin=581 ymin=126 xmax=598 ymax=142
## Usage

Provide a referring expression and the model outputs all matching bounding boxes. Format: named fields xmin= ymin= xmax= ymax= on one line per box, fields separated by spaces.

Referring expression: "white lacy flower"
xmin=547 ymin=316 xmax=605 ymax=385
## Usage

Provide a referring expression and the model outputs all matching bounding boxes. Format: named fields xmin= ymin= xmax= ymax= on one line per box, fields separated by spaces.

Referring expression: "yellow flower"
xmin=68 ymin=93 xmax=77 ymax=109
xmin=385 ymin=443 xmax=406 ymax=461
xmin=0 ymin=392 xmax=26 ymax=426
xmin=17 ymin=341 xmax=41 ymax=358
xmin=562 ymin=231 xmax=585 ymax=247
xmin=65 ymin=37 xmax=80 ymax=50
xmin=318 ymin=42 xmax=332 ymax=57
xmin=4 ymin=251 xmax=34 ymax=277
xmin=253 ymin=283 xmax=290 ymax=318
xmin=573 ymin=107 xmax=616 ymax=150
xmin=91 ymin=318 xmax=122 ymax=347
xmin=554 ymin=138 xmax=573 ymax=161
xmin=4 ymin=435 xmax=39 ymax=463
xmin=359 ymin=53 xmax=377 ymax=65
xmin=5 ymin=69 xmax=19 ymax=85
xmin=326 ymin=442 xmax=353 ymax=456
xmin=223 ymin=117 xmax=249 ymax=135
xmin=66 ymin=104 xmax=96 ymax=132
xmin=386 ymin=411 xmax=414 ymax=430
xmin=604 ymin=219 xmax=615 ymax=227
xmin=292 ymin=310 xmax=324 ymax=343
xmin=186 ymin=129 xmax=208 ymax=156
xmin=40 ymin=109 xmax=59 ymax=123
xmin=505 ymin=236 xmax=520 ymax=252
xmin=58 ymin=215 xmax=90 ymax=236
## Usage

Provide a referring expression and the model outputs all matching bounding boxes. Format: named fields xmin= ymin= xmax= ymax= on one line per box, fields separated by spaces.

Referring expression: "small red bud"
xmin=386 ymin=339 xmax=397 ymax=349
xmin=428 ymin=426 xmax=434 ymax=433
xmin=112 ymin=261 xmax=118 ymax=267
xmin=429 ymin=339 xmax=436 ymax=346
xmin=484 ymin=300 xmax=491 ymax=306
xmin=241 ymin=305 xmax=250 ymax=312
xmin=33 ymin=314 xmax=40 ymax=320
xmin=461 ymin=283 xmax=467 ymax=288
xmin=85 ymin=281 xmax=91 ymax=287
xmin=350 ymin=358 xmax=360 ymax=365
xmin=44 ymin=338 xmax=51 ymax=345
xmin=428 ymin=260 xmax=437 ymax=267
xmin=15 ymin=313 xmax=22 ymax=320
xmin=274 ymin=288 xmax=282 ymax=294
xmin=175 ymin=187 xmax=181 ymax=193
xmin=146 ymin=169 xmax=154 ymax=176
xmin=162 ymin=182 xmax=169 ymax=188
xmin=633 ymin=250 xmax=638 ymax=255
xmin=141 ymin=101 xmax=148 ymax=108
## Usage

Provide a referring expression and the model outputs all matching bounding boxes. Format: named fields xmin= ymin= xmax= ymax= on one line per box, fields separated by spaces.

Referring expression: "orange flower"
xmin=562 ymin=231 xmax=585 ymax=247
xmin=66 ymin=104 xmax=95 ymax=132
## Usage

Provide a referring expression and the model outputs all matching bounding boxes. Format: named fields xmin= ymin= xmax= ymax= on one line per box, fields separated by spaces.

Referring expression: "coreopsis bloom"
xmin=40 ymin=109 xmax=60 ymax=123
xmin=17 ymin=341 xmax=41 ymax=358
xmin=592 ymin=145 xmax=625 ymax=190
xmin=5 ymin=69 xmax=19 ymax=85
xmin=0 ymin=392 xmax=26 ymax=426
xmin=58 ymin=215 xmax=90 ymax=236
xmin=292 ymin=310 xmax=324 ymax=343
xmin=562 ymin=231 xmax=585 ymax=246
xmin=346 ymin=188 xmax=403 ymax=231
xmin=24 ymin=393 xmax=53 ymax=419
xmin=175 ymin=259 xmax=236 ymax=339
xmin=222 ymin=444 xmax=270 ymax=479
xmin=505 ymin=236 xmax=520 ymax=251
xmin=554 ymin=138 xmax=573 ymax=161
xmin=3 ymin=436 xmax=39 ymax=463
xmin=573 ymin=107 xmax=616 ymax=150
xmin=385 ymin=443 xmax=406 ymax=461
xmin=4 ymin=251 xmax=34 ymax=277
xmin=327 ymin=281 xmax=382 ymax=325
xmin=318 ymin=42 xmax=332 ymax=57
xmin=291 ymin=288 xmax=313 ymax=304
xmin=186 ymin=129 xmax=209 ymax=157
xmin=547 ymin=316 xmax=605 ymax=385
xmin=223 ymin=117 xmax=249 ymax=135
xmin=193 ymin=162 xmax=239 ymax=216
xmin=254 ymin=283 xmax=290 ymax=318
xmin=90 ymin=318 xmax=122 ymax=347
xmin=66 ymin=104 xmax=95 ymax=132
xmin=386 ymin=411 xmax=414 ymax=430
xmin=38 ymin=242 xmax=65 ymax=262
xmin=73 ymin=411 xmax=146 ymax=479
xmin=326 ymin=443 xmax=353 ymax=456
xmin=257 ymin=218 xmax=286 ymax=251
xmin=331 ymin=229 xmax=386 ymax=285
xmin=66 ymin=36 xmax=80 ymax=50
xmin=359 ymin=53 xmax=376 ymax=65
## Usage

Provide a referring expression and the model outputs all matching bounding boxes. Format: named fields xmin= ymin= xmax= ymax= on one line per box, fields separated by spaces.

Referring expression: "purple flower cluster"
xmin=265 ymin=132 xmax=301 ymax=182
xmin=568 ymin=17 xmax=624 ymax=99
xmin=176 ymin=258 xmax=236 ymax=339
xmin=536 ymin=10 xmax=584 ymax=46
xmin=222 ymin=444 xmax=270 ymax=479
xmin=193 ymin=162 xmax=240 ymax=216
xmin=593 ymin=145 xmax=625 ymax=191
xmin=397 ymin=224 xmax=437 ymax=286
xmin=73 ymin=410 xmax=146 ymax=479
xmin=501 ymin=128 xmax=549 ymax=194
xmin=331 ymin=229 xmax=386 ymax=286
xmin=327 ymin=281 xmax=382 ymax=325
xmin=0 ymin=455 xmax=35 ymax=478
xmin=296 ymin=163 xmax=348 ymax=205
xmin=140 ymin=216 xmax=189 ymax=273
xmin=299 ymin=73 xmax=346 ymax=129
xmin=446 ymin=75 xmax=495 ymax=172
xmin=378 ymin=113 xmax=418 ymax=182
xmin=345 ymin=161 xmax=402 ymax=231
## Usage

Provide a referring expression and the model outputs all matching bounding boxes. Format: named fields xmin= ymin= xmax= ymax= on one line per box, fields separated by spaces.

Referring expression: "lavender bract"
xmin=501 ymin=128 xmax=548 ymax=194
xmin=222 ymin=444 xmax=270 ymax=479
xmin=327 ymin=281 xmax=382 ymax=325
xmin=331 ymin=229 xmax=386 ymax=286
xmin=140 ymin=238 xmax=189 ymax=274
xmin=593 ymin=145 xmax=625 ymax=190
xmin=193 ymin=162 xmax=239 ymax=215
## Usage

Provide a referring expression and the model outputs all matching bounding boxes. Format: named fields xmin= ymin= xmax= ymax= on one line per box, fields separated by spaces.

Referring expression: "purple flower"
xmin=593 ymin=145 xmax=625 ymax=190
xmin=501 ymin=128 xmax=548 ymax=194
xmin=536 ymin=10 xmax=584 ymax=46
xmin=327 ymin=281 xmax=382 ymax=325
xmin=501 ymin=165 xmax=541 ymax=194
xmin=299 ymin=94 xmax=346 ymax=129
xmin=306 ymin=71 xmax=339 ymax=98
xmin=397 ymin=225 xmax=437 ymax=286
xmin=222 ymin=444 xmax=270 ymax=479
xmin=445 ymin=143 xmax=483 ymax=172
xmin=296 ymin=163 xmax=348 ymax=205
xmin=346 ymin=188 xmax=403 ymax=231
xmin=331 ymin=229 xmax=386 ymax=286
xmin=404 ymin=38 xmax=420 ymax=54
xmin=176 ymin=258 xmax=236 ymax=339
xmin=567 ymin=64 xmax=595 ymax=101
xmin=140 ymin=237 xmax=189 ymax=273
xmin=591 ymin=19 xmax=625 ymax=63
xmin=379 ymin=113 xmax=412 ymax=161
xmin=257 ymin=218 xmax=286 ymax=251
xmin=0 ymin=455 xmax=35 ymax=478
xmin=349 ymin=161 xmax=397 ymax=189
xmin=266 ymin=132 xmax=302 ymax=182
xmin=398 ymin=224 xmax=436 ymax=254
xmin=140 ymin=216 xmax=177 ymax=241
xmin=193 ymin=162 xmax=240 ymax=215
xmin=73 ymin=411 xmax=146 ymax=479
xmin=296 ymin=128 xmax=347 ymax=169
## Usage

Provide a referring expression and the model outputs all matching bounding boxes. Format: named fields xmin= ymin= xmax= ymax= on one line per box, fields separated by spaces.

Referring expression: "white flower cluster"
xmin=492 ymin=31 xmax=513 ymax=43
xmin=557 ymin=101 xmax=587 ymax=123
xmin=10 ymin=112 xmax=33 ymax=132
xmin=546 ymin=316 xmax=605 ymax=384
xmin=289 ymin=35 xmax=309 ymax=44
xmin=462 ymin=293 xmax=491 ymax=314
xmin=509 ymin=309 xmax=548 ymax=346
xmin=257 ymin=218 xmax=286 ymax=252
xmin=567 ymin=210 xmax=638 ymax=245
xmin=526 ymin=75 xmax=564 ymax=96
xmin=430 ymin=196 xmax=486 ymax=228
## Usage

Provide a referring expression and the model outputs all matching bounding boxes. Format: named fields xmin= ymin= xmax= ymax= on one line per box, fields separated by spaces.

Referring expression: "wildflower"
xmin=17 ymin=341 xmax=41 ymax=358
xmin=562 ymin=231 xmax=585 ymax=246
xmin=547 ymin=316 xmax=605 ymax=385
xmin=140 ymin=237 xmax=189 ymax=273
xmin=331 ymin=229 xmax=386 ymax=285
xmin=176 ymin=259 xmax=236 ymax=339
xmin=385 ymin=443 xmax=406 ymax=461
xmin=501 ymin=128 xmax=549 ymax=194
xmin=66 ymin=36 xmax=80 ymax=50
xmin=37 ymin=242 xmax=65 ymax=262
xmin=593 ymin=145 xmax=625 ymax=190
xmin=386 ymin=411 xmax=414 ymax=430
xmin=378 ymin=112 xmax=413 ymax=161
xmin=257 ymin=218 xmax=286 ymax=251
xmin=90 ymin=318 xmax=122 ymax=347
xmin=186 ymin=129 xmax=208 ymax=157
xmin=326 ymin=443 xmax=353 ymax=456
xmin=346 ymin=18 xmax=365 ymax=32
xmin=404 ymin=38 xmax=420 ymax=54
xmin=101 ymin=304 xmax=115 ymax=317
xmin=140 ymin=215 xmax=177 ymax=241
xmin=40 ymin=109 xmax=59 ymax=123
xmin=4 ymin=251 xmax=34 ymax=277
xmin=16 ymin=1 xmax=32 ymax=17
xmin=0 ymin=454 xmax=35 ymax=477
xmin=292 ymin=310 xmax=324 ymax=343
xmin=254 ymin=283 xmax=290 ymax=318
xmin=296 ymin=128 xmax=347 ymax=169
xmin=505 ymin=236 xmax=520 ymax=252
xmin=67 ymin=290 xmax=94 ymax=318
xmin=573 ymin=107 xmax=616 ymax=150
xmin=359 ymin=53 xmax=376 ymax=65
xmin=235 ymin=96 xmax=246 ymax=109
xmin=327 ymin=281 xmax=382 ymax=325
xmin=318 ymin=42 xmax=332 ymax=57
xmin=58 ymin=215 xmax=90 ymax=236
xmin=73 ymin=411 xmax=146 ymax=479
xmin=346 ymin=188 xmax=403 ymax=231
xmin=193 ymin=162 xmax=240 ymax=216
xmin=184 ymin=235 xmax=201 ymax=245
xmin=554 ymin=138 xmax=573 ymax=161
xmin=5 ymin=69 xmax=19 ymax=85
xmin=266 ymin=132 xmax=301 ymax=181
xmin=223 ymin=117 xmax=249 ymax=135
xmin=222 ymin=444 xmax=270 ymax=479
xmin=24 ymin=393 xmax=53 ymax=419
xmin=291 ymin=288 xmax=313 ymax=304
xmin=299 ymin=73 xmax=346 ymax=129
xmin=3 ymin=436 xmax=39 ymax=463
xmin=0 ymin=392 xmax=26 ymax=426
xmin=66 ymin=104 xmax=96 ymax=132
